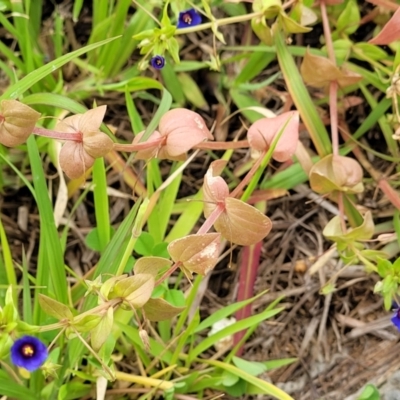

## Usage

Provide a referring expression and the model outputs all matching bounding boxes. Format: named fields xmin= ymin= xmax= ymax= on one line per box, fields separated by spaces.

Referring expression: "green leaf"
xmin=195 ymin=291 xmax=267 ymax=332
xmin=191 ymin=307 xmax=282 ymax=360
xmin=142 ymin=298 xmax=185 ymax=321
xmin=91 ymin=307 xmax=113 ymax=351
xmin=134 ymin=256 xmax=172 ymax=277
xmin=85 ymin=227 xmax=115 ymax=252
xmin=134 ymin=232 xmax=155 ymax=256
xmin=111 ymin=274 xmax=155 ymax=308
xmin=72 ymin=314 xmax=102 ymax=333
xmin=167 ymin=37 xmax=180 ymax=64
xmin=377 ymin=258 xmax=392 ymax=278
xmin=357 ymin=384 xmax=380 ymax=400
xmin=233 ymin=356 xmax=267 ymax=376
xmin=203 ymin=359 xmax=294 ymax=400
xmin=278 ymin=12 xmax=312 ymax=33
xmin=323 ymin=212 xmax=375 ymax=244
xmin=352 ymin=42 xmax=388 ymax=61
xmin=178 ymin=72 xmax=208 ymax=110
xmin=336 ymin=0 xmax=360 ymax=35
xmin=0 ymin=371 xmax=38 ymax=400
xmin=1 ymin=36 xmax=121 ymax=100
xmin=39 ymin=294 xmax=73 ymax=320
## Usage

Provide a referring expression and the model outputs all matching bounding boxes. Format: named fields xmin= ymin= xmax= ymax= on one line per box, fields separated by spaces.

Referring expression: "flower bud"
xmin=0 ymin=100 xmax=40 ymax=147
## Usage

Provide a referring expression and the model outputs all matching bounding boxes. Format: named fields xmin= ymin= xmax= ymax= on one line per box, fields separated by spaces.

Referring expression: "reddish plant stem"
xmin=329 ymin=81 xmax=339 ymax=157
xmin=33 ymin=127 xmax=82 ymax=142
xmin=230 ymin=150 xmax=266 ymax=198
xmin=114 ymin=139 xmax=250 ymax=152
xmin=233 ymin=242 xmax=262 ymax=355
xmin=113 ymin=138 xmax=164 ymax=152
xmin=196 ymin=204 xmax=225 ymax=235
xmin=155 ymin=262 xmax=181 ymax=287
xmin=195 ymin=140 xmax=249 ymax=150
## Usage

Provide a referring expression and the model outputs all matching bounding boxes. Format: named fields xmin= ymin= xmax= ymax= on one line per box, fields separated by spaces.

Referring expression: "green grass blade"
xmin=93 ymin=158 xmax=110 ymax=251
xmin=0 ymin=218 xmax=16 ymax=287
xmin=0 ymin=372 xmax=39 ymax=400
xmin=274 ymin=31 xmax=331 ymax=157
xmin=27 ymin=136 xmax=68 ymax=321
xmin=22 ymin=251 xmax=33 ymax=324
xmin=190 ymin=307 xmax=283 ymax=361
xmin=202 ymin=359 xmax=294 ymax=400
xmin=195 ymin=291 xmax=268 ymax=333
xmin=0 ymin=36 xmax=121 ymax=100
xmin=165 ymin=190 xmax=204 ymax=242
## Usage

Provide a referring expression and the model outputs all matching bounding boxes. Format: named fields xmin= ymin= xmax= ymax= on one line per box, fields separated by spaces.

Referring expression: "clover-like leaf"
xmin=0 ymin=100 xmax=40 ymax=147
xmin=211 ymin=197 xmax=272 ymax=246
xmin=369 ymin=7 xmax=400 ymax=45
xmin=202 ymin=161 xmax=272 ymax=246
xmin=143 ymin=298 xmax=185 ymax=321
xmin=168 ymin=233 xmax=221 ymax=276
xmin=301 ymin=50 xmax=362 ymax=89
xmin=159 ymin=108 xmax=214 ymax=157
xmin=110 ymin=273 xmax=155 ymax=309
xmin=72 ymin=314 xmax=102 ymax=333
xmin=247 ymin=111 xmax=299 ymax=162
xmin=39 ymin=294 xmax=74 ymax=321
xmin=309 ymin=154 xmax=364 ymax=194
xmin=100 ymin=275 xmax=128 ymax=299
xmin=134 ymin=257 xmax=172 ymax=278
xmin=323 ymin=211 xmax=374 ymax=244
xmin=278 ymin=11 xmax=312 ymax=33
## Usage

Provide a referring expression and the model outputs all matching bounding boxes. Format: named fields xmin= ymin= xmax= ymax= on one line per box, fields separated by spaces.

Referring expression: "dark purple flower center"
xmin=155 ymin=58 xmax=163 ymax=66
xmin=21 ymin=344 xmax=35 ymax=358
xmin=182 ymin=13 xmax=192 ymax=25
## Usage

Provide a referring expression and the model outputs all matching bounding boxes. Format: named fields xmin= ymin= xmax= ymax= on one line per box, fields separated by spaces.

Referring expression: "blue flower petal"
xmin=392 ymin=312 xmax=400 ymax=331
xmin=177 ymin=9 xmax=202 ymax=28
xmin=11 ymin=336 xmax=48 ymax=372
xmin=150 ymin=55 xmax=165 ymax=70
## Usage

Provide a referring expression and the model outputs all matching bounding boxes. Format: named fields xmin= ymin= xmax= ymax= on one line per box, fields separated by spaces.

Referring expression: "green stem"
xmin=175 ymin=11 xmax=263 ymax=35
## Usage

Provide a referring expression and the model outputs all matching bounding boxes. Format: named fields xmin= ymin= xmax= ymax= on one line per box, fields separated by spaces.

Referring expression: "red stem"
xmin=113 ymin=137 xmax=164 ymax=152
xmin=194 ymin=140 xmax=249 ymax=150
xmin=233 ymin=242 xmax=262 ymax=355
xmin=32 ymin=127 xmax=82 ymax=142
xmin=230 ymin=150 xmax=266 ymax=198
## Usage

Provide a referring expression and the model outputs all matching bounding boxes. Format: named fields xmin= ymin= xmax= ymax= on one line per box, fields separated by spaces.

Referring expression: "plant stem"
xmin=175 ymin=11 xmax=263 ymax=35
xmin=32 ymin=127 xmax=82 ymax=141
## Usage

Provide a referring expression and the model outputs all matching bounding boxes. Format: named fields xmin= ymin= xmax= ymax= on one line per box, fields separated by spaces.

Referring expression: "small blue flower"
xmin=150 ymin=55 xmax=165 ymax=70
xmin=10 ymin=336 xmax=48 ymax=371
xmin=177 ymin=9 xmax=202 ymax=28
xmin=392 ymin=309 xmax=400 ymax=331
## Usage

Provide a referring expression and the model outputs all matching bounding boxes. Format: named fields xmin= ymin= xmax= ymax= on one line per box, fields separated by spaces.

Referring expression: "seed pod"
xmin=0 ymin=100 xmax=40 ymax=146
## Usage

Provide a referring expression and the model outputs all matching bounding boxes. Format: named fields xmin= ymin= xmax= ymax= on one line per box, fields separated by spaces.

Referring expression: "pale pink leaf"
xmin=168 ymin=233 xmax=221 ymax=276
xmin=247 ymin=111 xmax=299 ymax=162
xmin=369 ymin=7 xmax=400 ymax=44
xmin=159 ymin=108 xmax=214 ymax=156
xmin=212 ymin=198 xmax=272 ymax=246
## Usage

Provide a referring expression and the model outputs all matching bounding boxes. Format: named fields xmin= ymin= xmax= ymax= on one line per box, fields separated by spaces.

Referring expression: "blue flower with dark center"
xmin=392 ymin=308 xmax=400 ymax=331
xmin=177 ymin=9 xmax=202 ymax=28
xmin=10 ymin=336 xmax=48 ymax=371
xmin=150 ymin=55 xmax=165 ymax=70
